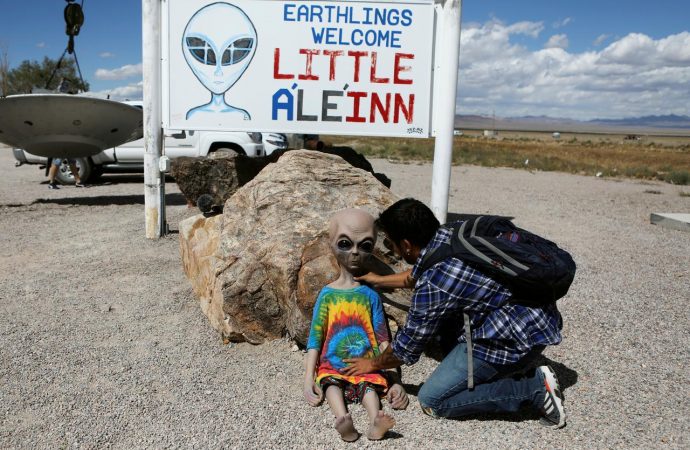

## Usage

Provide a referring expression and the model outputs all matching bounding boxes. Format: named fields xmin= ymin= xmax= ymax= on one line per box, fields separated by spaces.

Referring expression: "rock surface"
xmin=179 ymin=150 xmax=409 ymax=345
xmin=171 ymin=146 xmax=390 ymax=208
xmin=170 ymin=154 xmax=267 ymax=208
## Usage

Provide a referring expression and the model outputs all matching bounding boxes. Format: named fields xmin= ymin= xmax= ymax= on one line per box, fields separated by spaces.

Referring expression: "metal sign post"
xmin=143 ymin=0 xmax=164 ymax=239
xmin=430 ymin=0 xmax=462 ymax=224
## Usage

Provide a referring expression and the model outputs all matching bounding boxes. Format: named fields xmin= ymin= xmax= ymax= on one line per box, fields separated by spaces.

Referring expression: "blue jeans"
xmin=417 ymin=342 xmax=546 ymax=418
xmin=52 ymin=158 xmax=77 ymax=166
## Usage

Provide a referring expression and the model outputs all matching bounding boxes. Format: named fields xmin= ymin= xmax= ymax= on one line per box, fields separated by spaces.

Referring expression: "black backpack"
xmin=417 ymin=215 xmax=576 ymax=306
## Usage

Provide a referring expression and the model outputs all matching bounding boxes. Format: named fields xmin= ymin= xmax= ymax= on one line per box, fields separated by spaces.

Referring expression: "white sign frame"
xmin=162 ymin=0 xmax=437 ymax=138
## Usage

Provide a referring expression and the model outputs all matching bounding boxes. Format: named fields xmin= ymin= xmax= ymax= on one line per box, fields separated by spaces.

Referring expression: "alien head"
xmin=328 ymin=209 xmax=376 ymax=276
xmin=182 ymin=3 xmax=257 ymax=95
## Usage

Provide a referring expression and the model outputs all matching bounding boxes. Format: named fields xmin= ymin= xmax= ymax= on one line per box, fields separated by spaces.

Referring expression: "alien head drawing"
xmin=182 ymin=2 xmax=256 ymax=120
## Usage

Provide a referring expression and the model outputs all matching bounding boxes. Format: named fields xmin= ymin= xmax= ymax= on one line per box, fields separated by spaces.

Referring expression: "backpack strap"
xmin=417 ymin=215 xmax=519 ymax=276
xmin=457 ymin=217 xmax=529 ymax=277
xmin=464 ymin=312 xmax=474 ymax=390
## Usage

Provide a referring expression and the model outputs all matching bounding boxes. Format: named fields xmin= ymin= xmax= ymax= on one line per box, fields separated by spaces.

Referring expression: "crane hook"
xmin=64 ymin=0 xmax=84 ymax=54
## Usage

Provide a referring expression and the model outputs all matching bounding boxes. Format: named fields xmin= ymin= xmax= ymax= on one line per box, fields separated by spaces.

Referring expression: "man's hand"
xmin=343 ymin=346 xmax=404 ymax=377
xmin=341 ymin=357 xmax=376 ymax=377
xmin=386 ymin=383 xmax=409 ymax=410
xmin=354 ymin=272 xmax=385 ymax=288
xmin=303 ymin=380 xmax=323 ymax=406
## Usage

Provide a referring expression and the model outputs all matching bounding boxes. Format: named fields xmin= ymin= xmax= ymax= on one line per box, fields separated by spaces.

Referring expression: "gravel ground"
xmin=1 ymin=148 xmax=688 ymax=449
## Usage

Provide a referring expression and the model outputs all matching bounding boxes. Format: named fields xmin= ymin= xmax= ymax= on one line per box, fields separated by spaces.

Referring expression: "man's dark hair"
xmin=376 ymin=198 xmax=440 ymax=248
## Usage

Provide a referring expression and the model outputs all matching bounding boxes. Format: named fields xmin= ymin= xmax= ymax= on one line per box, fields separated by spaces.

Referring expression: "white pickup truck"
xmin=11 ymin=101 xmax=281 ymax=184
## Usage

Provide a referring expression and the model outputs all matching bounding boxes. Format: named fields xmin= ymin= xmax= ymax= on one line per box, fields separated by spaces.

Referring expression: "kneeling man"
xmin=343 ymin=198 xmax=566 ymax=428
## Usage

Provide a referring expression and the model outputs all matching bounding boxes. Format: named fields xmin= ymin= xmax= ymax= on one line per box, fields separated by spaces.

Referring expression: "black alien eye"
xmin=221 ymin=48 xmax=232 ymax=65
xmin=359 ymin=241 xmax=374 ymax=253
xmin=206 ymin=48 xmax=216 ymax=64
xmin=222 ymin=38 xmax=254 ymax=66
xmin=337 ymin=239 xmax=353 ymax=251
xmin=186 ymin=36 xmax=217 ymax=66
xmin=187 ymin=37 xmax=205 ymax=48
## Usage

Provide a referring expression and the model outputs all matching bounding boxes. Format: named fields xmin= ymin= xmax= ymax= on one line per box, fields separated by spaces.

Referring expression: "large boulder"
xmin=179 ymin=150 xmax=410 ymax=345
xmin=271 ymin=145 xmax=392 ymax=188
xmin=171 ymin=153 xmax=267 ymax=208
xmin=171 ymin=146 xmax=390 ymax=208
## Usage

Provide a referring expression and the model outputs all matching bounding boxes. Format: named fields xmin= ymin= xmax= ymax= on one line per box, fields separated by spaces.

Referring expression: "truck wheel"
xmin=55 ymin=157 xmax=92 ymax=185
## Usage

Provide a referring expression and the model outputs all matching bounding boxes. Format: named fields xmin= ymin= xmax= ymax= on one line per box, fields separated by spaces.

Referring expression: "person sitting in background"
xmin=47 ymin=158 xmax=85 ymax=189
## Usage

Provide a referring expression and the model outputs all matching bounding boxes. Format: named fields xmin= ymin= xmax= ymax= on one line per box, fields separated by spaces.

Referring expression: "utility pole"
xmin=142 ymin=0 xmax=164 ymax=238
xmin=430 ymin=0 xmax=462 ymax=223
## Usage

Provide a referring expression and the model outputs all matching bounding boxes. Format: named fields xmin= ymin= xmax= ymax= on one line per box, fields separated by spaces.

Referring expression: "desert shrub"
xmin=328 ymin=134 xmax=690 ymax=186
xmin=664 ymin=170 xmax=690 ymax=185
xmin=622 ymin=166 xmax=657 ymax=179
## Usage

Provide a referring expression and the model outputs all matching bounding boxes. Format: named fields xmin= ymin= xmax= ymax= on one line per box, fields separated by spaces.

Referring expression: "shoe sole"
xmin=420 ymin=405 xmax=439 ymax=419
xmin=540 ymin=365 xmax=566 ymax=429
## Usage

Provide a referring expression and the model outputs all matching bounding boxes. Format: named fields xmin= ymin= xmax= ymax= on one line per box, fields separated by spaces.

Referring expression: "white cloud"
xmin=656 ymin=31 xmax=690 ymax=65
xmin=545 ymin=34 xmax=569 ymax=50
xmin=600 ymin=32 xmax=690 ymax=66
xmin=99 ymin=52 xmax=115 ymax=58
xmin=511 ymin=21 xmax=543 ymax=38
xmin=460 ymin=20 xmax=543 ymax=63
xmin=456 ymin=21 xmax=690 ymax=119
xmin=593 ymin=34 xmax=610 ymax=46
xmin=600 ymin=33 xmax=656 ymax=65
xmin=92 ymin=81 xmax=143 ymax=101
xmin=94 ymin=63 xmax=142 ymax=80
xmin=552 ymin=17 xmax=572 ymax=29
xmin=36 ymin=42 xmax=45 ymax=48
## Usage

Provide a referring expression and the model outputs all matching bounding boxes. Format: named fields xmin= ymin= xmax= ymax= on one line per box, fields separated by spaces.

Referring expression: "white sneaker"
xmin=538 ymin=365 xmax=566 ymax=428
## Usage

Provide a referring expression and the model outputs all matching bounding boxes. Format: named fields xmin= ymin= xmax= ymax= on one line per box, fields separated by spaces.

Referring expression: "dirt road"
xmin=1 ymin=147 xmax=688 ymax=448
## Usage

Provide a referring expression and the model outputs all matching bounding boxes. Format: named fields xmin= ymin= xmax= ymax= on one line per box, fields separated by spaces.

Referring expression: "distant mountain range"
xmin=455 ymin=114 xmax=690 ymax=134
xmin=587 ymin=114 xmax=690 ymax=128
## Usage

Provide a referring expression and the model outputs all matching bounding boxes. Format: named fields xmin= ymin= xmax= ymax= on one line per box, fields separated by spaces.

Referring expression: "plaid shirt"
xmin=391 ymin=222 xmax=563 ymax=366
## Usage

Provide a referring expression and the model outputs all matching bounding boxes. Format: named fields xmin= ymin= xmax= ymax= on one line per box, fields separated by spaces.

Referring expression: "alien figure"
xmin=182 ymin=2 xmax=257 ymax=120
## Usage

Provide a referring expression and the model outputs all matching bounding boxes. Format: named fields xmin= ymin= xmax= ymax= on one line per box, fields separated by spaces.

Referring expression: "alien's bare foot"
xmin=366 ymin=410 xmax=395 ymax=440
xmin=335 ymin=413 xmax=359 ymax=442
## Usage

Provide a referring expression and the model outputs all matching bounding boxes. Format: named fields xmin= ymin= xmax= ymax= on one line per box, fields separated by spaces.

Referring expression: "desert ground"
xmin=457 ymin=128 xmax=690 ymax=146
xmin=1 ymin=146 xmax=688 ymax=449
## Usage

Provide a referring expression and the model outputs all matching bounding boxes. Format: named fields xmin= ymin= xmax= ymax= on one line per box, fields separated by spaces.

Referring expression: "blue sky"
xmin=2 ymin=0 xmax=689 ymax=120
xmin=465 ymin=0 xmax=690 ymax=53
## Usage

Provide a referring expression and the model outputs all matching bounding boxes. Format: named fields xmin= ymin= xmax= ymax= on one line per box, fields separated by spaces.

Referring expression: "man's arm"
xmin=341 ymin=345 xmax=403 ymax=376
xmin=343 ymin=277 xmax=447 ymax=376
xmin=376 ymin=341 xmax=400 ymax=379
xmin=355 ymin=269 xmax=415 ymax=290
xmin=376 ymin=342 xmax=409 ymax=410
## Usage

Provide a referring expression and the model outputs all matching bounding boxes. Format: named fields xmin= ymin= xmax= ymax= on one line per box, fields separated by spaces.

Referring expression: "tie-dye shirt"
xmin=306 ymin=285 xmax=390 ymax=388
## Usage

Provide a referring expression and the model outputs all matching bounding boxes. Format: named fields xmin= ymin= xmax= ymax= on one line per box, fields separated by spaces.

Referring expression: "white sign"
xmin=163 ymin=0 xmax=435 ymax=137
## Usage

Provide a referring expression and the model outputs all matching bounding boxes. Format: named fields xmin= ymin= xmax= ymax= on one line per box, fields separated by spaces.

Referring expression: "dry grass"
xmin=324 ymin=131 xmax=690 ymax=185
